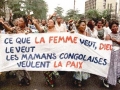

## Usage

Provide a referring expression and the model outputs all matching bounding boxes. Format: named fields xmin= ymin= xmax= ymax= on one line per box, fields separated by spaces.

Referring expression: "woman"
xmin=105 ymin=20 xmax=120 ymax=87
xmin=95 ymin=20 xmax=105 ymax=40
xmin=34 ymin=19 xmax=59 ymax=87
xmin=103 ymin=20 xmax=111 ymax=35
xmin=73 ymin=20 xmax=90 ymax=87
xmin=86 ymin=20 xmax=98 ymax=38
xmin=33 ymin=18 xmax=62 ymax=87
xmin=0 ymin=16 xmax=31 ymax=86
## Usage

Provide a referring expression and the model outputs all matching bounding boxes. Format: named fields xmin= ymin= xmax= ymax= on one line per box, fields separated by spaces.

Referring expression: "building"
xmin=117 ymin=0 xmax=120 ymax=23
xmin=85 ymin=0 xmax=117 ymax=13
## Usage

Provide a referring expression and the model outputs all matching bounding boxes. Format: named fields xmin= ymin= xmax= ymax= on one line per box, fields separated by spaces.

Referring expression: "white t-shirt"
xmin=55 ymin=23 xmax=67 ymax=32
xmin=103 ymin=27 xmax=111 ymax=35
xmin=28 ymin=24 xmax=39 ymax=33
xmin=86 ymin=27 xmax=98 ymax=38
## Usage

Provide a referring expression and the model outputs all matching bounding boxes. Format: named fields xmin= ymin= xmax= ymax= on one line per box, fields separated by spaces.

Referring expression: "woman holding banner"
xmin=73 ymin=20 xmax=90 ymax=87
xmin=105 ymin=19 xmax=120 ymax=88
xmin=0 ymin=16 xmax=31 ymax=86
xmin=34 ymin=19 xmax=60 ymax=87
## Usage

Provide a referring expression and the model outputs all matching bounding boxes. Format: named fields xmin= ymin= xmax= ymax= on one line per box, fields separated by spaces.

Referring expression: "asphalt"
xmin=0 ymin=71 xmax=120 ymax=90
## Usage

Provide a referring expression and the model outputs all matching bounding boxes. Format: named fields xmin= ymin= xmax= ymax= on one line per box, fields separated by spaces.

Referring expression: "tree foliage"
xmin=54 ymin=6 xmax=64 ymax=17
xmin=7 ymin=0 xmax=25 ymax=19
xmin=23 ymin=0 xmax=48 ymax=19
xmin=85 ymin=9 xmax=102 ymax=20
xmin=7 ymin=0 xmax=48 ymax=19
xmin=0 ymin=0 xmax=6 ymax=17
xmin=102 ymin=9 xmax=111 ymax=21
xmin=85 ymin=9 xmax=112 ymax=21
xmin=64 ymin=9 xmax=84 ymax=21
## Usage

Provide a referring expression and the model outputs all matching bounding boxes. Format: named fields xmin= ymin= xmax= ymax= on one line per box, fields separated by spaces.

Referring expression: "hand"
xmin=24 ymin=30 xmax=30 ymax=35
xmin=111 ymin=38 xmax=117 ymax=42
xmin=52 ymin=12 xmax=57 ymax=17
xmin=10 ymin=12 xmax=12 ymax=17
xmin=116 ymin=40 xmax=120 ymax=45
xmin=70 ymin=30 xmax=75 ymax=33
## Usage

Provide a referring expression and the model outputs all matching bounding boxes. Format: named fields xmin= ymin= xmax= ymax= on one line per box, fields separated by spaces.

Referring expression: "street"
xmin=0 ymin=71 xmax=120 ymax=90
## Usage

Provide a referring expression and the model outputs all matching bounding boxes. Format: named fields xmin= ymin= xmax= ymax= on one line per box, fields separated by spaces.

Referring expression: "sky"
xmin=45 ymin=0 xmax=87 ymax=16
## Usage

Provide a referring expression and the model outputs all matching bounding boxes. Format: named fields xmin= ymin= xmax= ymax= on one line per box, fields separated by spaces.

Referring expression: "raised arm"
xmin=0 ymin=20 xmax=12 ymax=32
xmin=48 ymin=12 xmax=57 ymax=20
xmin=32 ymin=19 xmax=44 ymax=33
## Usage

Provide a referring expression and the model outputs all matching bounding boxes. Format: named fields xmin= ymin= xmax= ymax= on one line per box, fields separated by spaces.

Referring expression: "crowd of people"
xmin=0 ymin=12 xmax=120 ymax=89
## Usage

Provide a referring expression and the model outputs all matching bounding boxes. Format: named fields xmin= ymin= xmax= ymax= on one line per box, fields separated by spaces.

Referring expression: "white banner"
xmin=0 ymin=33 xmax=112 ymax=77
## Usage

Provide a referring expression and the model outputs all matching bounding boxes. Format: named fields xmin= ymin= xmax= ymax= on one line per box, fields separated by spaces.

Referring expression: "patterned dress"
xmin=43 ymin=71 xmax=56 ymax=87
xmin=43 ymin=30 xmax=59 ymax=88
xmin=108 ymin=32 xmax=120 ymax=85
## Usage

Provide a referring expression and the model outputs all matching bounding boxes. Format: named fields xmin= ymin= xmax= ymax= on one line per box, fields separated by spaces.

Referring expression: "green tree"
xmin=54 ymin=6 xmax=64 ymax=17
xmin=65 ymin=9 xmax=82 ymax=21
xmin=7 ymin=0 xmax=48 ymax=19
xmin=7 ymin=0 xmax=25 ymax=19
xmin=102 ymin=9 xmax=111 ymax=21
xmin=24 ymin=0 xmax=48 ymax=19
xmin=0 ymin=0 xmax=6 ymax=17
xmin=85 ymin=9 xmax=102 ymax=20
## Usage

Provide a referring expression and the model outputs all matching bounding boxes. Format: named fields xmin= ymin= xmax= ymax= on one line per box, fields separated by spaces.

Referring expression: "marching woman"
xmin=86 ymin=19 xmax=98 ymax=38
xmin=34 ymin=19 xmax=59 ymax=87
xmin=73 ymin=20 xmax=90 ymax=87
xmin=43 ymin=19 xmax=59 ymax=88
xmin=104 ymin=19 xmax=120 ymax=88
xmin=0 ymin=16 xmax=31 ymax=86
xmin=95 ymin=19 xmax=106 ymax=40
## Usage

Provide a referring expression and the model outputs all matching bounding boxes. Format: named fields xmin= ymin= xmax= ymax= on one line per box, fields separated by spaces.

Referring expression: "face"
xmin=28 ymin=20 xmax=32 ymax=25
xmin=14 ymin=19 xmax=19 ymax=26
xmin=92 ymin=20 xmax=95 ymax=26
xmin=78 ymin=22 xmax=86 ymax=32
xmin=47 ymin=19 xmax=55 ymax=28
xmin=69 ymin=21 xmax=73 ymax=25
xmin=18 ymin=18 xmax=25 ymax=27
xmin=105 ymin=22 xmax=109 ymax=27
xmin=111 ymin=24 xmax=118 ymax=33
xmin=97 ymin=21 xmax=102 ymax=28
xmin=56 ymin=16 xmax=62 ymax=23
xmin=41 ymin=20 xmax=46 ymax=25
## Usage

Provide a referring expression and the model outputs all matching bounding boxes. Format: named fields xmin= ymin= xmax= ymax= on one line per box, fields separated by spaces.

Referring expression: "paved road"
xmin=0 ymin=71 xmax=120 ymax=90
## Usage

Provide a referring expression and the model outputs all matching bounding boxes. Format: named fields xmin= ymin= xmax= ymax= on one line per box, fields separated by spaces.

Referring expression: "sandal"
xmin=19 ymin=81 xmax=22 ymax=86
xmin=51 ymin=84 xmax=55 ymax=88
xmin=77 ymin=81 xmax=82 ymax=87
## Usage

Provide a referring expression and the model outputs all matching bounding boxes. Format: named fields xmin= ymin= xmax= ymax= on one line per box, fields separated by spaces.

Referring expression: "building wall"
xmin=96 ymin=0 xmax=104 ymax=11
xmin=106 ymin=0 xmax=116 ymax=10
xmin=117 ymin=0 xmax=120 ymax=23
xmin=85 ymin=0 xmax=117 ymax=13
xmin=85 ymin=0 xmax=96 ymax=12
xmin=85 ymin=1 xmax=89 ymax=12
